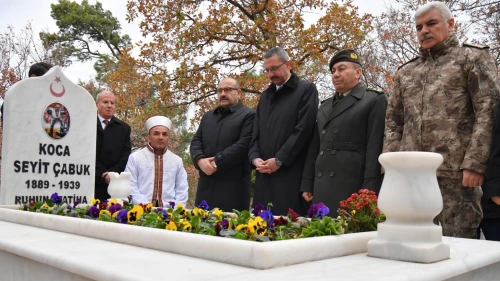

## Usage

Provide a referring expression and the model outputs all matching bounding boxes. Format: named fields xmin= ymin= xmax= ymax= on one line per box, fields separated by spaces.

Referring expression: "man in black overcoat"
xmin=300 ymin=49 xmax=387 ymax=213
xmin=249 ymin=47 xmax=319 ymax=216
xmin=95 ymin=91 xmax=131 ymax=201
xmin=190 ymin=77 xmax=255 ymax=211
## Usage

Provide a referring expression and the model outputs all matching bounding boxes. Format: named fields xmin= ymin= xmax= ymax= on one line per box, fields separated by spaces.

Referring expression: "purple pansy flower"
xmin=87 ymin=206 xmax=99 ymax=218
xmin=308 ymin=203 xmax=329 ymax=219
xmin=198 ymin=200 xmax=209 ymax=210
xmin=168 ymin=201 xmax=175 ymax=209
xmin=252 ymin=204 xmax=265 ymax=217
xmin=73 ymin=200 xmax=81 ymax=208
xmin=156 ymin=208 xmax=169 ymax=219
xmin=220 ymin=219 xmax=229 ymax=229
xmin=108 ymin=204 xmax=122 ymax=215
xmin=50 ymin=193 xmax=62 ymax=205
xmin=317 ymin=204 xmax=330 ymax=219
xmin=67 ymin=205 xmax=73 ymax=211
xmin=116 ymin=209 xmax=128 ymax=224
xmin=259 ymin=208 xmax=275 ymax=230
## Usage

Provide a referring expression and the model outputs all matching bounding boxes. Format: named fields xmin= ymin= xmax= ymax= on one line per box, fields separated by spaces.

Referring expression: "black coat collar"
xmin=213 ymin=101 xmax=244 ymax=115
xmin=265 ymin=71 xmax=299 ymax=93
xmin=322 ymin=83 xmax=366 ymax=123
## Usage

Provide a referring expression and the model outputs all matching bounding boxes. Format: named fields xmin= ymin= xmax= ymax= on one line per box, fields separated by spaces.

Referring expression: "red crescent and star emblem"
xmin=50 ymin=77 xmax=66 ymax=97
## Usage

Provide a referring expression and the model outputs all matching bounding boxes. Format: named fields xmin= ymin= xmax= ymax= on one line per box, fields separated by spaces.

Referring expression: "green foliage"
xmin=301 ymin=216 xmax=344 ymax=237
xmin=43 ymin=0 xmax=131 ymax=80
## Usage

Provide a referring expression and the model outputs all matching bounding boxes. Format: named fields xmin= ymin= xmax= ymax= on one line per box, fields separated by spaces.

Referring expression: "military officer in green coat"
xmin=300 ymin=49 xmax=387 ymax=213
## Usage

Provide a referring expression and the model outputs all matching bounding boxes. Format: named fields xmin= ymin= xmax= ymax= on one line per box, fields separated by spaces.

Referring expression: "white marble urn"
xmin=367 ymin=152 xmax=450 ymax=263
xmin=107 ymin=172 xmax=131 ymax=202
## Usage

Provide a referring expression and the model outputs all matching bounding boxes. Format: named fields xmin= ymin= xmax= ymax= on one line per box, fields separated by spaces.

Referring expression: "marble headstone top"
xmin=0 ymin=66 xmax=96 ymax=205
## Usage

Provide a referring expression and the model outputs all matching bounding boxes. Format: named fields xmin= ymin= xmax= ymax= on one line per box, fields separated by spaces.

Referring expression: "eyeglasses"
xmin=217 ymin=87 xmax=239 ymax=93
xmin=263 ymin=61 xmax=287 ymax=73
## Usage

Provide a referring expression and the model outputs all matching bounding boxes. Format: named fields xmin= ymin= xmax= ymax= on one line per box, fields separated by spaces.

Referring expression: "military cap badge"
xmin=329 ymin=49 xmax=362 ymax=71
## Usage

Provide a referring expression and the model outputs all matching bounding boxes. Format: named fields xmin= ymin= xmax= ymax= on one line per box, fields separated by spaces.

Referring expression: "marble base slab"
xmin=0 ymin=207 xmax=375 ymax=269
xmin=368 ymin=223 xmax=450 ymax=263
xmin=1 ymin=220 xmax=500 ymax=281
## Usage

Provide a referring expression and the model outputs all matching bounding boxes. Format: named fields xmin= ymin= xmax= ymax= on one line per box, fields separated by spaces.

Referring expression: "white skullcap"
xmin=145 ymin=116 xmax=172 ymax=131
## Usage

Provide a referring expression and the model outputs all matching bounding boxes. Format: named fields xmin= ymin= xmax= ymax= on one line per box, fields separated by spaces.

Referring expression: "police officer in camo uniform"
xmin=384 ymin=2 xmax=500 ymax=238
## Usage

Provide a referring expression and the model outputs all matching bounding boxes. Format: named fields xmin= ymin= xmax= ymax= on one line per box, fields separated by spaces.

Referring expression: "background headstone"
xmin=0 ymin=66 xmax=96 ymax=205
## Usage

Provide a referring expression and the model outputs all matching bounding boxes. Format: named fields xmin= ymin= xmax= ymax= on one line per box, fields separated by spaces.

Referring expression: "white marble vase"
xmin=107 ymin=172 xmax=131 ymax=202
xmin=367 ymin=152 xmax=450 ymax=263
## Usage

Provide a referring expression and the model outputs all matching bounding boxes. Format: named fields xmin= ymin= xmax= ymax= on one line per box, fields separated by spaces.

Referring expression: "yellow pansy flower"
xmin=236 ymin=224 xmax=249 ymax=232
xmin=108 ymin=199 xmax=120 ymax=206
xmin=176 ymin=203 xmax=187 ymax=214
xmin=127 ymin=205 xmax=144 ymax=224
xmin=254 ymin=217 xmax=267 ymax=228
xmin=214 ymin=208 xmax=223 ymax=221
xmin=179 ymin=219 xmax=192 ymax=231
xmin=99 ymin=210 xmax=111 ymax=218
xmin=166 ymin=221 xmax=177 ymax=231
xmin=42 ymin=203 xmax=50 ymax=209
xmin=90 ymin=198 xmax=100 ymax=206
xmin=193 ymin=207 xmax=208 ymax=218
xmin=145 ymin=203 xmax=153 ymax=214
xmin=351 ymin=210 xmax=356 ymax=216
xmin=249 ymin=217 xmax=267 ymax=235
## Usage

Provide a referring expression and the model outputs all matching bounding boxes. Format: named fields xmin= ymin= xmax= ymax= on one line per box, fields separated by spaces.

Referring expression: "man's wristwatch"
xmin=275 ymin=158 xmax=282 ymax=167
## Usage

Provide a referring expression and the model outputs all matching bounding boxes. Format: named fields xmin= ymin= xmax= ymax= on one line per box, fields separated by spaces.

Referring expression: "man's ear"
xmin=447 ymin=17 xmax=455 ymax=32
xmin=356 ymin=68 xmax=362 ymax=79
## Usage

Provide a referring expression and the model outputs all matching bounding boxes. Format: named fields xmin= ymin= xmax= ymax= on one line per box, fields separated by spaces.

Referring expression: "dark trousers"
xmin=478 ymin=218 xmax=500 ymax=241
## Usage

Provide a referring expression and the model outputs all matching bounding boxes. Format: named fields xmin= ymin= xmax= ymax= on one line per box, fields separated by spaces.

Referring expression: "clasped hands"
xmin=102 ymin=172 xmax=110 ymax=184
xmin=197 ymin=157 xmax=217 ymax=176
xmin=253 ymin=158 xmax=280 ymax=174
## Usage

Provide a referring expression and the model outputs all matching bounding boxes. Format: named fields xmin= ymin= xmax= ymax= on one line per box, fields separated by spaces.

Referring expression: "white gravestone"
xmin=0 ymin=67 xmax=96 ymax=205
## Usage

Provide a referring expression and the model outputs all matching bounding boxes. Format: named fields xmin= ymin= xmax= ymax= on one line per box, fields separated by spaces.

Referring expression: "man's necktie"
xmin=332 ymin=92 xmax=344 ymax=107
xmin=103 ymin=119 xmax=110 ymax=130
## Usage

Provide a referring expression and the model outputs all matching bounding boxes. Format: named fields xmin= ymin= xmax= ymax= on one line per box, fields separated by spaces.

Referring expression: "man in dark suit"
xmin=95 ymin=90 xmax=131 ymax=201
xmin=300 ymin=49 xmax=387 ymax=213
xmin=190 ymin=77 xmax=255 ymax=212
xmin=249 ymin=47 xmax=319 ymax=216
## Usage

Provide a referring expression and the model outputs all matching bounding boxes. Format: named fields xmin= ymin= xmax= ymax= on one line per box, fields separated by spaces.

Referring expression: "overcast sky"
xmin=1 ymin=0 xmax=398 ymax=84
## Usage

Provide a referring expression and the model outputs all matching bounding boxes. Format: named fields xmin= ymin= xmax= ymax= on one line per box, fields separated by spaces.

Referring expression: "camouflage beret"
xmin=329 ymin=49 xmax=361 ymax=71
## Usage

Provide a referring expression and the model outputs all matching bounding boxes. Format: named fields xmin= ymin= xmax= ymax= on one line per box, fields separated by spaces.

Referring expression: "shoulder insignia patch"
xmin=463 ymin=42 xmax=489 ymax=49
xmin=397 ymin=56 xmax=420 ymax=70
xmin=367 ymin=87 xmax=384 ymax=94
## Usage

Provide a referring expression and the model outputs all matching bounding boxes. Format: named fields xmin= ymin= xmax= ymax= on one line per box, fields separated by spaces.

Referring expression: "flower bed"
xmin=19 ymin=189 xmax=384 ymax=241
xmin=0 ymin=189 xmax=384 ymax=269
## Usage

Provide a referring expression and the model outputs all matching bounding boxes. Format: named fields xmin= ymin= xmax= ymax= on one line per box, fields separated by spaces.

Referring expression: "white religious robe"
xmin=125 ymin=145 xmax=188 ymax=207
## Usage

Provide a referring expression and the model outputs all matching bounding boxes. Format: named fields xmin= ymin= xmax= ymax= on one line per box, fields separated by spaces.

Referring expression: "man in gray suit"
xmin=300 ymin=49 xmax=387 ymax=213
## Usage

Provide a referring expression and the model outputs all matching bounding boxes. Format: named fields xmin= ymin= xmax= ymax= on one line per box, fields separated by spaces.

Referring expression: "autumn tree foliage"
xmin=125 ymin=0 xmax=372 ymax=119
